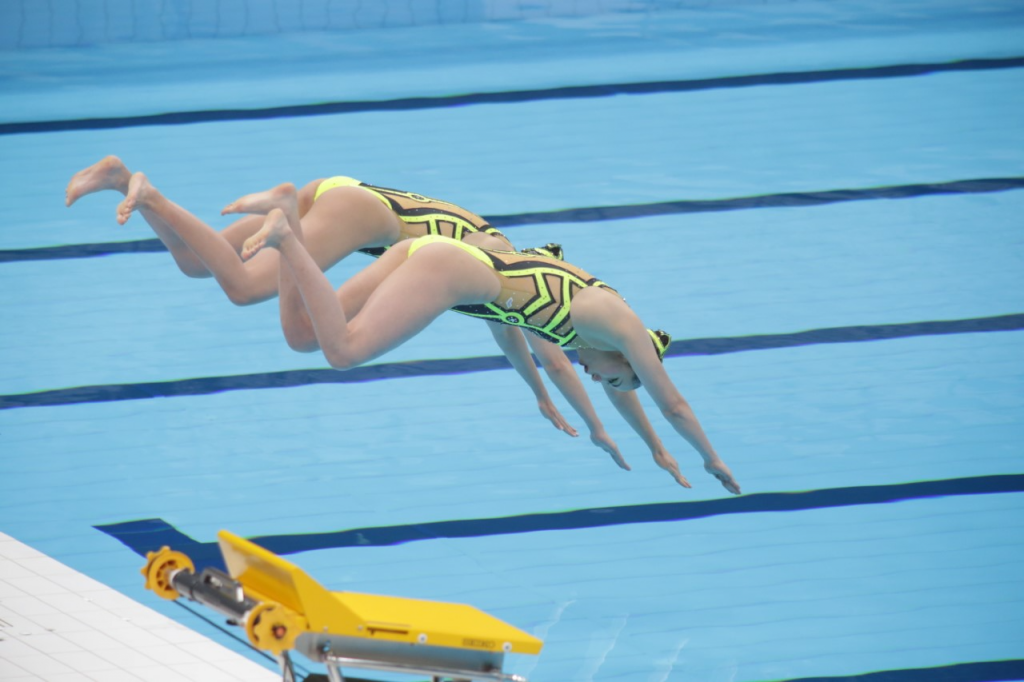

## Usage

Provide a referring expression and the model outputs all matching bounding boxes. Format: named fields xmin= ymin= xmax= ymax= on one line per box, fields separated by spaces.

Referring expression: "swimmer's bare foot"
xmin=242 ymin=209 xmax=292 ymax=261
xmin=116 ymin=172 xmax=155 ymax=225
xmin=221 ymin=183 xmax=298 ymax=217
xmin=65 ymin=156 xmax=132 ymax=207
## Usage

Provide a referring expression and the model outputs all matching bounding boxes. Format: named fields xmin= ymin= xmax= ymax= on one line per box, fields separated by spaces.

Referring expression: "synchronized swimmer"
xmin=238 ymin=186 xmax=738 ymax=493
xmin=66 ymin=157 xmax=624 ymax=455
xmin=67 ymin=158 xmax=740 ymax=493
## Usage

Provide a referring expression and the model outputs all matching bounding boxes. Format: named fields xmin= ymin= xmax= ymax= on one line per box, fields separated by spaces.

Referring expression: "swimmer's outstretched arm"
xmin=525 ymin=336 xmax=625 ymax=465
xmin=486 ymin=323 xmax=579 ymax=437
xmin=573 ymin=295 xmax=741 ymax=494
xmin=664 ymin=398 xmax=739 ymax=495
xmin=599 ymin=385 xmax=690 ymax=488
xmin=627 ymin=348 xmax=740 ymax=495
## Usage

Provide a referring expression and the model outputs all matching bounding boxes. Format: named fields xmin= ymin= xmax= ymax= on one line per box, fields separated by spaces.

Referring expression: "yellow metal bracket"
xmin=141 ymin=530 xmax=542 ymax=681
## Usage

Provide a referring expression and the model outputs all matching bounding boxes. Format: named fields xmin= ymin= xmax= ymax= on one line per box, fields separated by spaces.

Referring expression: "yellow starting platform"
xmin=141 ymin=531 xmax=543 ymax=682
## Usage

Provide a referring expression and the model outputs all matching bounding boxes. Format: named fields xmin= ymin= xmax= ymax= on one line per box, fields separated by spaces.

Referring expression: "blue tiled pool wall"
xmin=0 ymin=0 xmax=810 ymax=49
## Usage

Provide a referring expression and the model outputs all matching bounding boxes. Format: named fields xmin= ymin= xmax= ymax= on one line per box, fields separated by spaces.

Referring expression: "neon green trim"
xmin=406 ymin=234 xmax=493 ymax=268
xmin=313 ymin=176 xmax=363 ymax=201
xmin=314 ymin=177 xmax=393 ymax=214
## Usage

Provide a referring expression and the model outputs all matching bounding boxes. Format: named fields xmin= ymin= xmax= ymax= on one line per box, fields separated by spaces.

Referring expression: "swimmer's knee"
xmin=284 ymin=328 xmax=320 ymax=353
xmin=323 ymin=347 xmax=359 ymax=371
xmin=180 ymin=264 xmax=212 ymax=279
xmin=321 ymin=331 xmax=370 ymax=371
xmin=172 ymin=253 xmax=212 ymax=279
xmin=222 ymin=283 xmax=272 ymax=307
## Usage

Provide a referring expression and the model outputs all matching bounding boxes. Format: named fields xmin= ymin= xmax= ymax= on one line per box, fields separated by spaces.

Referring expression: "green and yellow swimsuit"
xmin=314 ymin=176 xmax=507 ymax=256
xmin=407 ymin=235 xmax=617 ymax=348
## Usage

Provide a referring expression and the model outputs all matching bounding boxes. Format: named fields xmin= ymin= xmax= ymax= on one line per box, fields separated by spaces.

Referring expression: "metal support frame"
xmin=141 ymin=535 xmax=540 ymax=682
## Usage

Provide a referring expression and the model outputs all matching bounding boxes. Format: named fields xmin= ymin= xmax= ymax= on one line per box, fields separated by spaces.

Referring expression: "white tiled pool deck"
xmin=0 ymin=532 xmax=277 ymax=682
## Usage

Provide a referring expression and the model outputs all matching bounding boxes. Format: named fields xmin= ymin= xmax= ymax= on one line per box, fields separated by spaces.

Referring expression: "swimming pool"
xmin=1 ymin=0 xmax=1023 ymax=679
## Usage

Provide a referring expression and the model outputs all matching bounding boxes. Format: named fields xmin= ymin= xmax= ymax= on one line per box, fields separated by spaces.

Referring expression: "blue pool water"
xmin=1 ymin=0 xmax=1022 ymax=679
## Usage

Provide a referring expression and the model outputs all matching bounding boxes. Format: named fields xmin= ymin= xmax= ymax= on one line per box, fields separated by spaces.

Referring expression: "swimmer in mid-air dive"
xmin=66 ymin=156 xmax=637 ymax=461
xmin=223 ymin=185 xmax=741 ymax=493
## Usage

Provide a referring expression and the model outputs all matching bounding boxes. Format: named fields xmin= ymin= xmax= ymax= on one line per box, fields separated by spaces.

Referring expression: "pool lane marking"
xmin=3 ymin=313 xmax=1022 ymax=411
xmin=4 ymin=176 xmax=1023 ymax=264
xmin=2 ymin=56 xmax=1022 ymax=135
xmin=95 ymin=473 xmax=1024 ymax=568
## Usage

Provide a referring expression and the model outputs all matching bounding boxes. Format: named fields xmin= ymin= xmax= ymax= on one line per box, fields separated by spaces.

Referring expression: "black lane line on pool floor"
xmin=3 ymin=313 xmax=1022 ymax=411
xmin=3 ymin=56 xmax=1023 ymax=136
xmin=96 ymin=473 xmax=1024 ymax=569
xmin=6 ymin=176 xmax=1024 ymax=264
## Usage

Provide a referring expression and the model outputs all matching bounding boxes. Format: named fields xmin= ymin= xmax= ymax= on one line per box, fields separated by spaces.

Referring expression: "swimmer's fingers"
xmin=653 ymin=449 xmax=691 ymax=489
xmin=591 ymin=431 xmax=630 ymax=471
xmin=704 ymin=460 xmax=741 ymax=495
xmin=538 ymin=399 xmax=578 ymax=437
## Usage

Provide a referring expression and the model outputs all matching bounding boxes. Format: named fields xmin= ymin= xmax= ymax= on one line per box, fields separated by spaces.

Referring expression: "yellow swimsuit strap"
xmin=313 ymin=176 xmax=392 ymax=211
xmin=406 ymin=235 xmax=494 ymax=268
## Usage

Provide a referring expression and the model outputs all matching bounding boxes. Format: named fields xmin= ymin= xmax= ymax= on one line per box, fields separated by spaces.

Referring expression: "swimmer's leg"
xmin=118 ymin=172 xmax=279 ymax=305
xmin=67 ymin=156 xmax=266 ymax=287
xmin=251 ymin=216 xmax=498 ymax=368
xmin=65 ymin=155 xmax=131 ymax=206
xmin=231 ymin=184 xmax=403 ymax=351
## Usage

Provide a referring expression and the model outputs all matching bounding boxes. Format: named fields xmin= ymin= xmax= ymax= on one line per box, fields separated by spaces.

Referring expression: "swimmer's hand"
xmin=652 ymin=447 xmax=692 ymax=489
xmin=704 ymin=458 xmax=741 ymax=495
xmin=591 ymin=429 xmax=630 ymax=471
xmin=538 ymin=398 xmax=579 ymax=437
